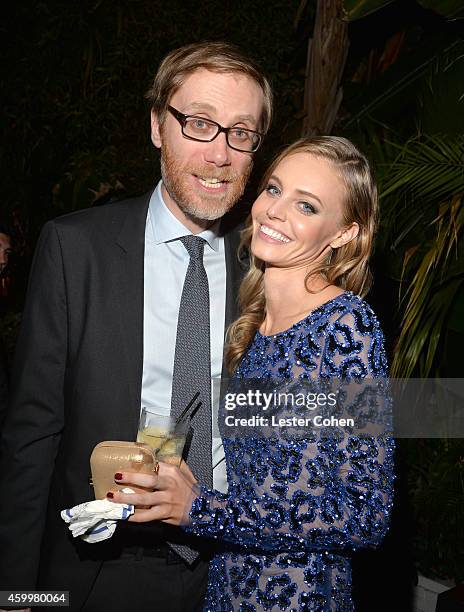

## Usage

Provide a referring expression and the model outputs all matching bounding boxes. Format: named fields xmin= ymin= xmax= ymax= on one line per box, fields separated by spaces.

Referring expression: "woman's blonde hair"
xmin=226 ymin=136 xmax=378 ymax=372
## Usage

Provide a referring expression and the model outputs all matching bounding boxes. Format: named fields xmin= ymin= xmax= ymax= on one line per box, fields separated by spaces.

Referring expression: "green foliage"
xmin=0 ymin=312 xmax=22 ymax=365
xmin=344 ymin=38 xmax=464 ymax=136
xmin=381 ymin=135 xmax=464 ymax=248
xmin=343 ymin=40 xmax=464 ymax=379
xmin=2 ymin=0 xmax=301 ymax=227
xmin=392 ymin=191 xmax=463 ymax=378
xmin=361 ymin=132 xmax=464 ymax=380
xmin=417 ymin=0 xmax=464 ymax=19
xmin=343 ymin=0 xmax=464 ymax=21
xmin=419 ymin=41 xmax=464 ymax=134
xmin=404 ymin=438 xmax=464 ymax=582
xmin=343 ymin=0 xmax=396 ymax=21
xmin=339 ymin=8 xmax=464 ymax=581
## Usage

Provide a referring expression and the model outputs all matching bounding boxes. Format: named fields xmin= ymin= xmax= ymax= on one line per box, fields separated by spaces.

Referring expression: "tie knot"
xmin=180 ymin=235 xmax=206 ymax=260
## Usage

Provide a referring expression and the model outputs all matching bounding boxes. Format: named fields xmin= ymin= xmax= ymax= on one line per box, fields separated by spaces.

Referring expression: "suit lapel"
xmin=114 ymin=192 xmax=151 ymax=438
xmin=112 ymin=193 xmax=248 ymax=433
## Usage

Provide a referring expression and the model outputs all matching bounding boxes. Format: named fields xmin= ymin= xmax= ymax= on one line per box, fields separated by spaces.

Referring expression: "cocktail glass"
xmin=136 ymin=407 xmax=189 ymax=466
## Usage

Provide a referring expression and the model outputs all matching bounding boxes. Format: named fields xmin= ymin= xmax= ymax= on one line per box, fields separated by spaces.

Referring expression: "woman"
xmin=111 ymin=136 xmax=395 ymax=611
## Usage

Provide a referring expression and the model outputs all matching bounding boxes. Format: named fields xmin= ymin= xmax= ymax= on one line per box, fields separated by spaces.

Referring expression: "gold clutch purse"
xmin=90 ymin=441 xmax=155 ymax=501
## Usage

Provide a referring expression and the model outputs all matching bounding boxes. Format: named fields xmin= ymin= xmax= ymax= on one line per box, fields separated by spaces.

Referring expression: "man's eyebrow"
xmin=234 ymin=114 xmax=258 ymax=128
xmin=182 ymin=103 xmax=258 ymax=127
xmin=183 ymin=102 xmax=217 ymax=114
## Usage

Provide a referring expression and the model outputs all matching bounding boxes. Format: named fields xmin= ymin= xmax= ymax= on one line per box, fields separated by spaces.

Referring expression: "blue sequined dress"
xmin=186 ymin=291 xmax=395 ymax=611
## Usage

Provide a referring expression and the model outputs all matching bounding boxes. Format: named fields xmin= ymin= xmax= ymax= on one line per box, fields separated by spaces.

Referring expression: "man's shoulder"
xmin=51 ymin=191 xmax=151 ymax=232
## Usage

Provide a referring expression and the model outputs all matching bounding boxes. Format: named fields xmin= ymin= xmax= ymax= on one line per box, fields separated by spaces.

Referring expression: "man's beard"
xmin=160 ymin=143 xmax=252 ymax=222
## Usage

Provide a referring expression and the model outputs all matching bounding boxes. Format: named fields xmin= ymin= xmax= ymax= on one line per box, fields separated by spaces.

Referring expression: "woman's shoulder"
xmin=333 ymin=291 xmax=379 ymax=320
xmin=306 ymin=290 xmax=381 ymax=331
xmin=289 ymin=291 xmax=386 ymax=362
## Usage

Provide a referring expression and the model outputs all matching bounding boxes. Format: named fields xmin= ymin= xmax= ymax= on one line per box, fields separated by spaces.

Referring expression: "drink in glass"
xmin=136 ymin=407 xmax=188 ymax=466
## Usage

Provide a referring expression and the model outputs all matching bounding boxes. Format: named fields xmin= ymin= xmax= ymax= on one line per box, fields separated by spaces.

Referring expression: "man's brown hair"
xmin=146 ymin=41 xmax=273 ymax=133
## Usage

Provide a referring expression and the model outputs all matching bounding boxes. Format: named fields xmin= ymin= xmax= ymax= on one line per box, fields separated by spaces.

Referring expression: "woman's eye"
xmin=265 ymin=183 xmax=280 ymax=196
xmin=299 ymin=201 xmax=316 ymax=215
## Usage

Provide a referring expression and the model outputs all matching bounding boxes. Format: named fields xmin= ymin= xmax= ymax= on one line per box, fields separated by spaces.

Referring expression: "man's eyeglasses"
xmin=167 ymin=105 xmax=263 ymax=153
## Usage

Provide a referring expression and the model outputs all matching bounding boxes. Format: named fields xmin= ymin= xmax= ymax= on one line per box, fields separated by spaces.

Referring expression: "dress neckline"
xmin=257 ymin=290 xmax=352 ymax=339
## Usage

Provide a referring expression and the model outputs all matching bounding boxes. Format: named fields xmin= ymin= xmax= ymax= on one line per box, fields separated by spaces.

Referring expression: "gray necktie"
xmin=170 ymin=235 xmax=212 ymax=563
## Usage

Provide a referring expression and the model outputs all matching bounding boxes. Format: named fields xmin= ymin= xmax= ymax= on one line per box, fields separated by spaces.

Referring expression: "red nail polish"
xmin=114 ymin=473 xmax=123 ymax=480
xmin=107 ymin=491 xmax=114 ymax=499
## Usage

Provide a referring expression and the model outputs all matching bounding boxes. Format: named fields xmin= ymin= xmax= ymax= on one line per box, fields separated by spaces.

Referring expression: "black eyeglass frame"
xmin=166 ymin=105 xmax=263 ymax=153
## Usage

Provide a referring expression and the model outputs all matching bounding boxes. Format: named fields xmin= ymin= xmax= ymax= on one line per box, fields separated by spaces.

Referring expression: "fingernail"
xmin=114 ymin=472 xmax=123 ymax=480
xmin=107 ymin=491 xmax=114 ymax=499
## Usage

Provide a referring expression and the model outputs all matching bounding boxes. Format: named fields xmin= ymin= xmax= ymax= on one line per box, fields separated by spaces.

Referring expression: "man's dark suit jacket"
xmin=0 ymin=192 xmax=246 ymax=609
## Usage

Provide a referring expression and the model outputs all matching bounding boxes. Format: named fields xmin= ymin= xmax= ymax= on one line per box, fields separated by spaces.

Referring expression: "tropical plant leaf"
xmin=342 ymin=0 xmax=395 ymax=21
xmin=406 ymin=438 xmax=464 ymax=582
xmin=391 ymin=194 xmax=464 ymax=377
xmin=344 ymin=40 xmax=464 ymax=130
xmin=343 ymin=0 xmax=464 ymax=23
xmin=379 ymin=134 xmax=464 ymax=251
xmin=381 ymin=135 xmax=464 ymax=201
xmin=417 ymin=0 xmax=464 ymax=20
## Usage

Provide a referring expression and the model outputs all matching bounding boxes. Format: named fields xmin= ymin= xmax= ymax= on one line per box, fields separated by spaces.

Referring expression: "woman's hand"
xmin=107 ymin=460 xmax=198 ymax=526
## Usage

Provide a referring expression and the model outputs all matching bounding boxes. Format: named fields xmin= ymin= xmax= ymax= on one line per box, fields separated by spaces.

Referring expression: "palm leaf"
xmin=417 ymin=0 xmax=464 ymax=20
xmin=342 ymin=0 xmax=395 ymax=21
xmin=345 ymin=40 xmax=463 ymax=131
xmin=380 ymin=134 xmax=464 ymax=250
xmin=382 ymin=135 xmax=464 ymax=201
xmin=391 ymin=195 xmax=464 ymax=377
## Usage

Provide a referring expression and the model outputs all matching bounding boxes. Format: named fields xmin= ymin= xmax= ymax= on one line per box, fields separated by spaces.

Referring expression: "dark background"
xmin=1 ymin=1 xmax=464 ymax=609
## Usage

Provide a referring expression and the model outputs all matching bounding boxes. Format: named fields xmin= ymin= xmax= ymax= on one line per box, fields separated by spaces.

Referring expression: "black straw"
xmin=188 ymin=401 xmax=202 ymax=422
xmin=175 ymin=391 xmax=200 ymax=427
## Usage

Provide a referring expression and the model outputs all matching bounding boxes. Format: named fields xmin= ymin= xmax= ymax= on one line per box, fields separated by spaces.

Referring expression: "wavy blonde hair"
xmin=226 ymin=136 xmax=378 ymax=372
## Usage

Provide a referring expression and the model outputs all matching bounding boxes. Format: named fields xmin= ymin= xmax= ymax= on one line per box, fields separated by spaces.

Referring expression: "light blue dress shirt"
xmin=141 ymin=181 xmax=228 ymax=492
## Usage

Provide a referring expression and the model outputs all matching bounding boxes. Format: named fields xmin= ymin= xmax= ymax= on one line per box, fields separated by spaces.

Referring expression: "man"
xmin=0 ymin=227 xmax=12 ymax=312
xmin=0 ymin=228 xmax=11 ymax=276
xmin=0 ymin=227 xmax=12 ymax=429
xmin=0 ymin=42 xmax=272 ymax=611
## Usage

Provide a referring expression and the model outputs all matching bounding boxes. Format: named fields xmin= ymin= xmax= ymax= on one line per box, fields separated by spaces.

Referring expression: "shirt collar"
xmin=148 ymin=181 xmax=221 ymax=251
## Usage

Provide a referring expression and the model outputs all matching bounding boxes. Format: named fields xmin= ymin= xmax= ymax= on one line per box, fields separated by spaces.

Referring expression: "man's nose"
xmin=203 ymin=132 xmax=231 ymax=167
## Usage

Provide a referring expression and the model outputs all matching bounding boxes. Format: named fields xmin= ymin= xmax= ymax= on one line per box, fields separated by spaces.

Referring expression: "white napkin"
xmin=61 ymin=488 xmax=135 ymax=543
